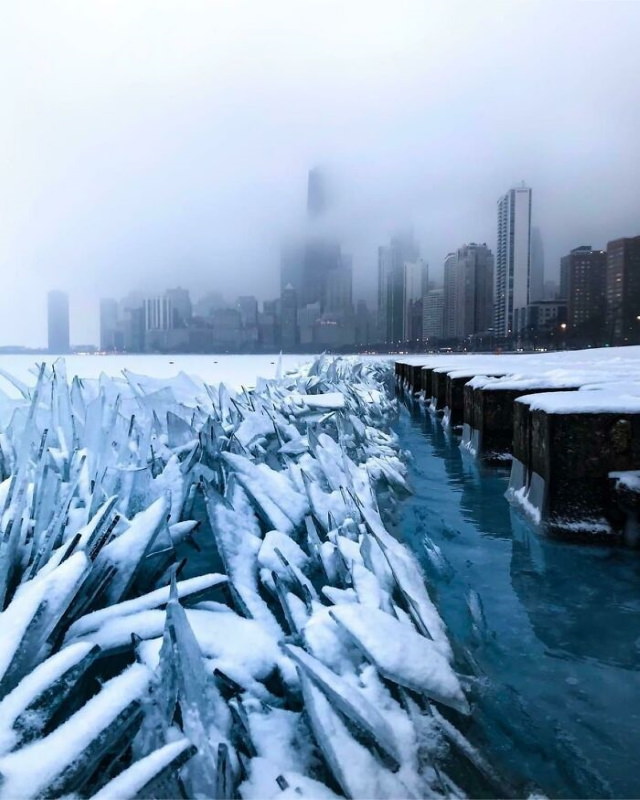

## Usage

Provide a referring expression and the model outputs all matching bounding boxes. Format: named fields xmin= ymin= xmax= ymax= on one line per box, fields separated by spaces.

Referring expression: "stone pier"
xmin=509 ymin=392 xmax=640 ymax=542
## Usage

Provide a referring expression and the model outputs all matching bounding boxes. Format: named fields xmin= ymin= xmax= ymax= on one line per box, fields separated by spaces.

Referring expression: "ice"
xmin=0 ymin=642 xmax=97 ymax=754
xmin=299 ymin=669 xmax=418 ymax=799
xmin=0 ymin=662 xmax=151 ymax=799
xmin=65 ymin=573 xmax=227 ymax=640
xmin=285 ymin=643 xmax=402 ymax=770
xmin=330 ymin=605 xmax=469 ymax=714
xmin=90 ymin=738 xmax=196 ymax=800
xmin=0 ymin=353 xmax=488 ymax=797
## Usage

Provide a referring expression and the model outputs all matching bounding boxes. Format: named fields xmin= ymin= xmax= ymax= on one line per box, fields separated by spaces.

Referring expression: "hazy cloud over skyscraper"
xmin=1 ymin=1 xmax=639 ymax=346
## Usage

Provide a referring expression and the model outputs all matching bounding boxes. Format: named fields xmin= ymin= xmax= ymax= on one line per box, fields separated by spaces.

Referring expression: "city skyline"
xmin=2 ymin=2 xmax=640 ymax=347
xmin=33 ymin=169 xmax=640 ymax=353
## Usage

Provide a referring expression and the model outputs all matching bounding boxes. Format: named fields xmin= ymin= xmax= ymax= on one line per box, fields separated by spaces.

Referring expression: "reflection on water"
xmin=395 ymin=400 xmax=640 ymax=799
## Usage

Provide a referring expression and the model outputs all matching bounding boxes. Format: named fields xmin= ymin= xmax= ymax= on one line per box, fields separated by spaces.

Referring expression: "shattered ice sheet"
xmin=0 ymin=353 xmax=489 ymax=799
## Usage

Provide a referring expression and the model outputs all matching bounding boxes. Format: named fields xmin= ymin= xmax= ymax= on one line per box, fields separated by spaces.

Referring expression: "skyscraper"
xmin=307 ymin=167 xmax=328 ymax=219
xmin=455 ymin=243 xmax=494 ymax=338
xmin=403 ymin=259 xmax=428 ymax=341
xmin=47 ymin=291 xmax=70 ymax=354
xmin=422 ymin=289 xmax=444 ymax=340
xmin=560 ymin=245 xmax=607 ymax=336
xmin=281 ymin=169 xmax=343 ymax=310
xmin=606 ymin=235 xmax=640 ymax=344
xmin=377 ymin=231 xmax=420 ymax=345
xmin=280 ymin=285 xmax=298 ymax=349
xmin=495 ymin=184 xmax=532 ymax=337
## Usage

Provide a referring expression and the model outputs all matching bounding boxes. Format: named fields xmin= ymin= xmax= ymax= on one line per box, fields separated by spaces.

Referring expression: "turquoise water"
xmin=394 ymin=399 xmax=640 ymax=799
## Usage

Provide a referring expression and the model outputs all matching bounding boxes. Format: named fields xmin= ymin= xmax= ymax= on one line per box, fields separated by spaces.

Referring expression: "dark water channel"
xmin=394 ymin=399 xmax=640 ymax=799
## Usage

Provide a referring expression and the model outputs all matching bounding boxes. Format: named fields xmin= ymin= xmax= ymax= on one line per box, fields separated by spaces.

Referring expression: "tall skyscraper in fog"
xmin=47 ymin=290 xmax=70 ymax=353
xmin=307 ymin=167 xmax=328 ymax=219
xmin=280 ymin=168 xmax=345 ymax=312
xmin=377 ymin=231 xmax=420 ymax=345
xmin=495 ymin=184 xmax=532 ymax=337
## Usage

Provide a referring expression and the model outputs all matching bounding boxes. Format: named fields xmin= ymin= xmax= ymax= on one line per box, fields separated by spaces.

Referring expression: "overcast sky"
xmin=1 ymin=1 xmax=639 ymax=346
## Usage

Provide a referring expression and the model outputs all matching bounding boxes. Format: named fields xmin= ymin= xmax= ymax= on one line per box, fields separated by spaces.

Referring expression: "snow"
xmin=90 ymin=738 xmax=194 ymax=800
xmin=65 ymin=573 xmax=227 ymax=640
xmin=0 ymin=663 xmax=151 ymax=799
xmin=330 ymin=605 xmax=469 ymax=714
xmin=517 ymin=389 xmax=640 ymax=414
xmin=610 ymin=470 xmax=640 ymax=492
xmin=0 ymin=353 xmax=475 ymax=798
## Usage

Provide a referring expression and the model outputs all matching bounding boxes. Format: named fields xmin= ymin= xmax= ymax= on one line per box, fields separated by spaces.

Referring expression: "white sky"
xmin=1 ymin=1 xmax=639 ymax=346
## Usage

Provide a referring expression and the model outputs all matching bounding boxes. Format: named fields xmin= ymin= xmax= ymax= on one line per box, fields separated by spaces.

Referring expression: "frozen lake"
xmin=0 ymin=353 xmax=325 ymax=391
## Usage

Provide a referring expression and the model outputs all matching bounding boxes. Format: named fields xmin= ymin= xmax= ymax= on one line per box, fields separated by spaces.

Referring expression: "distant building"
xmin=258 ymin=300 xmax=278 ymax=348
xmin=298 ymin=302 xmax=321 ymax=346
xmin=544 ymin=280 xmax=560 ymax=300
xmin=422 ymin=289 xmax=444 ymax=341
xmin=323 ymin=256 xmax=353 ymax=316
xmin=495 ymin=184 xmax=532 ymax=337
xmin=377 ymin=231 xmax=420 ymax=345
xmin=355 ymin=300 xmax=373 ymax=346
xmin=194 ymin=292 xmax=226 ymax=318
xmin=236 ymin=295 xmax=259 ymax=345
xmin=307 ymin=167 xmax=329 ymax=219
xmin=455 ymin=243 xmax=494 ymax=338
xmin=144 ymin=296 xmax=173 ymax=331
xmin=47 ymin=291 xmax=70 ymax=354
xmin=211 ymin=308 xmax=243 ymax=348
xmin=166 ymin=287 xmax=192 ymax=327
xmin=560 ymin=245 xmax=607 ymax=337
xmin=99 ymin=298 xmax=119 ymax=351
xmin=403 ymin=259 xmax=428 ymax=341
xmin=525 ymin=300 xmax=567 ymax=337
xmin=442 ymin=252 xmax=458 ymax=339
xmin=530 ymin=227 xmax=545 ymax=302
xmin=280 ymin=285 xmax=298 ymax=350
xmin=606 ymin=235 xmax=640 ymax=344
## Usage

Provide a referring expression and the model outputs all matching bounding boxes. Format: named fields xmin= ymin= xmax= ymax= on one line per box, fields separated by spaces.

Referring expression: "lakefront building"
xmin=494 ymin=184 xmax=532 ymax=338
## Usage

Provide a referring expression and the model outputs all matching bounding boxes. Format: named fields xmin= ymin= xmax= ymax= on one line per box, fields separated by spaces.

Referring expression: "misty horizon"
xmin=2 ymin=1 xmax=639 ymax=347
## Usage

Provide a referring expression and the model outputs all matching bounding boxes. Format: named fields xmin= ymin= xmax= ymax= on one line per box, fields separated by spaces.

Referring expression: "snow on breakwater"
xmin=0 ymin=356 xmax=491 ymax=799
xmin=397 ymin=346 xmax=640 ymax=541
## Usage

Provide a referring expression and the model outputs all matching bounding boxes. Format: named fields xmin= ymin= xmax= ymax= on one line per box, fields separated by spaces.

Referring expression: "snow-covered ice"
xmin=0 ymin=352 xmax=492 ymax=798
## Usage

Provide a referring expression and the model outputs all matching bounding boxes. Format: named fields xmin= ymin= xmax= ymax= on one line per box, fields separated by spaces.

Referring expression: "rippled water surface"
xmin=394 ymin=399 xmax=640 ymax=799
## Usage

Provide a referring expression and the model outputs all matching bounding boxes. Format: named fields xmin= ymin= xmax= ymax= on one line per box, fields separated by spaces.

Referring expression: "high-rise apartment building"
xmin=456 ymin=243 xmax=494 ymax=338
xmin=606 ymin=235 xmax=640 ymax=344
xmin=47 ymin=291 xmax=70 ymax=354
xmin=442 ymin=245 xmax=493 ymax=340
xmin=422 ymin=289 xmax=444 ymax=340
xmin=560 ymin=246 xmax=607 ymax=335
xmin=495 ymin=185 xmax=532 ymax=337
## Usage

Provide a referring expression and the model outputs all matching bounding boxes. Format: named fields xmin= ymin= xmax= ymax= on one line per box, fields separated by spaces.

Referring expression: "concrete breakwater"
xmin=395 ymin=347 xmax=640 ymax=543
